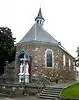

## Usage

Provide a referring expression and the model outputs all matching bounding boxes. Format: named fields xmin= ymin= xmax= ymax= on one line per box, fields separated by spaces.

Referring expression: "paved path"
xmin=47 ymin=81 xmax=79 ymax=88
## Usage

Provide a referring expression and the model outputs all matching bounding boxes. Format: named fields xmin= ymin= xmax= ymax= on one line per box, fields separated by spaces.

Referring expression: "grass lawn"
xmin=61 ymin=83 xmax=79 ymax=98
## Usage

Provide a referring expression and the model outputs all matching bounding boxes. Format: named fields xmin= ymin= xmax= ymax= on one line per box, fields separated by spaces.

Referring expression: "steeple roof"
xmin=35 ymin=8 xmax=45 ymax=21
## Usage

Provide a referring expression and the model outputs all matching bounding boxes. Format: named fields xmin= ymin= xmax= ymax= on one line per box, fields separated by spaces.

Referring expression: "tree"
xmin=0 ymin=27 xmax=16 ymax=74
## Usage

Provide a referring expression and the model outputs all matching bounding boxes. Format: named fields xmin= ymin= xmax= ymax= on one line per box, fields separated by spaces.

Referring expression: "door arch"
xmin=15 ymin=50 xmax=32 ymax=82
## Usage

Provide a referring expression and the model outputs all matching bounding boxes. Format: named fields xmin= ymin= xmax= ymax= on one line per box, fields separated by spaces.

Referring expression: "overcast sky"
xmin=0 ymin=0 xmax=79 ymax=57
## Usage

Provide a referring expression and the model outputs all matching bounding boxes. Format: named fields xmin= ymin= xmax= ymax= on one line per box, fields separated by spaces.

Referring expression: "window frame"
xmin=45 ymin=49 xmax=54 ymax=68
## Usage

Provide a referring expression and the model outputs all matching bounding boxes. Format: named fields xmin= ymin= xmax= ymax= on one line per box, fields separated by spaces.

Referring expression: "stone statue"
xmin=25 ymin=63 xmax=29 ymax=75
xmin=18 ymin=54 xmax=29 ymax=83
xmin=24 ymin=62 xmax=29 ymax=83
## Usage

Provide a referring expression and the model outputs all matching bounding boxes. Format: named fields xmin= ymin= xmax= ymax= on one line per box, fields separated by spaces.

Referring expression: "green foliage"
xmin=0 ymin=27 xmax=16 ymax=74
xmin=61 ymin=83 xmax=79 ymax=98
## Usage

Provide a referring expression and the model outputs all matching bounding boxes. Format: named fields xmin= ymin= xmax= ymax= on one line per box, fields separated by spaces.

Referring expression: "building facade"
xmin=15 ymin=8 xmax=75 ymax=83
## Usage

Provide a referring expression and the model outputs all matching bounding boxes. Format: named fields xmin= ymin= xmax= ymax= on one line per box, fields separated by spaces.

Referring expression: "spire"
xmin=35 ymin=8 xmax=45 ymax=26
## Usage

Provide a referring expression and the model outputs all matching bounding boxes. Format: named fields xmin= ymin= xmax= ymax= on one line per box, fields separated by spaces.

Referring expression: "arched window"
xmin=45 ymin=49 xmax=54 ymax=67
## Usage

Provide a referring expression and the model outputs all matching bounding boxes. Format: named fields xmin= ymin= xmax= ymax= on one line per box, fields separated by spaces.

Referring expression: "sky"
xmin=0 ymin=0 xmax=79 ymax=57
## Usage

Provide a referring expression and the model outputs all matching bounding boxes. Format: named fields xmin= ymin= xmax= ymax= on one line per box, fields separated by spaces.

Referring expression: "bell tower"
xmin=35 ymin=8 xmax=45 ymax=26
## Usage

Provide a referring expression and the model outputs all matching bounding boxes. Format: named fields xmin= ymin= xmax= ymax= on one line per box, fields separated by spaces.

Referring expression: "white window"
xmin=63 ymin=55 xmax=65 ymax=66
xmin=45 ymin=49 xmax=54 ymax=67
xmin=69 ymin=59 xmax=71 ymax=70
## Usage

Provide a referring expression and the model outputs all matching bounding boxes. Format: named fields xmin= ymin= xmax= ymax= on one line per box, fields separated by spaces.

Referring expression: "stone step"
xmin=53 ymin=87 xmax=63 ymax=89
xmin=53 ymin=89 xmax=62 ymax=92
xmin=45 ymin=87 xmax=62 ymax=89
xmin=41 ymin=91 xmax=61 ymax=94
xmin=43 ymin=89 xmax=53 ymax=91
xmin=40 ymin=93 xmax=60 ymax=96
xmin=45 ymin=87 xmax=54 ymax=89
xmin=53 ymin=88 xmax=63 ymax=90
xmin=40 ymin=94 xmax=59 ymax=98
xmin=42 ymin=89 xmax=62 ymax=93
xmin=42 ymin=90 xmax=53 ymax=93
xmin=43 ymin=87 xmax=62 ymax=90
xmin=38 ymin=87 xmax=63 ymax=99
xmin=53 ymin=90 xmax=62 ymax=92
xmin=43 ymin=89 xmax=62 ymax=92
xmin=44 ymin=88 xmax=62 ymax=91
xmin=40 ymin=93 xmax=59 ymax=96
xmin=52 ymin=91 xmax=61 ymax=93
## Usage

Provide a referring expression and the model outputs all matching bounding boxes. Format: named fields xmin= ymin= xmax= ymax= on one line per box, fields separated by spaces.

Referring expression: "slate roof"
xmin=18 ymin=23 xmax=58 ymax=45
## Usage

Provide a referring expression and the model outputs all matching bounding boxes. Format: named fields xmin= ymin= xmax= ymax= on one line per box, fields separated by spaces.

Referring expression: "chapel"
xmin=15 ymin=8 xmax=75 ymax=83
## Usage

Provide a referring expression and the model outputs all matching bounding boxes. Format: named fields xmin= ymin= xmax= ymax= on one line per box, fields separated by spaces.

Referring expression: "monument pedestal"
xmin=18 ymin=73 xmax=24 ymax=83
xmin=25 ymin=73 xmax=29 ymax=83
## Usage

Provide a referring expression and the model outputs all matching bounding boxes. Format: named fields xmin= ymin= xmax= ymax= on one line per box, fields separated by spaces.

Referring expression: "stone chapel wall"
xmin=16 ymin=43 xmax=75 ymax=82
